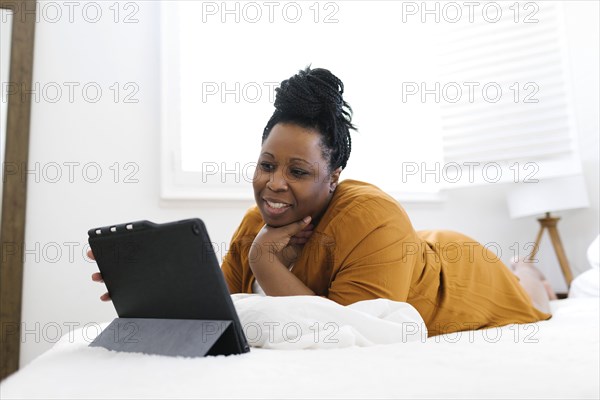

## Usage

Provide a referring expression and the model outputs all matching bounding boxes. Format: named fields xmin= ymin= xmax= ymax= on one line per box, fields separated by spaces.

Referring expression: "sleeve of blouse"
xmin=220 ymin=211 xmax=254 ymax=294
xmin=326 ymin=200 xmax=421 ymax=306
xmin=221 ymin=237 xmax=243 ymax=294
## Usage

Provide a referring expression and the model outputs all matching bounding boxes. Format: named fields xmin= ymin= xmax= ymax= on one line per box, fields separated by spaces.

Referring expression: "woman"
xmin=92 ymin=67 xmax=551 ymax=336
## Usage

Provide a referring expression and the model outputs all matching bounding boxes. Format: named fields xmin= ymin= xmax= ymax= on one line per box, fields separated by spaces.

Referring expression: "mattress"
xmin=1 ymin=297 xmax=598 ymax=399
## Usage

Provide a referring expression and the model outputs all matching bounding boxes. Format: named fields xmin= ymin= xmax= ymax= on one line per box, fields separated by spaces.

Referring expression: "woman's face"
xmin=253 ymin=123 xmax=340 ymax=227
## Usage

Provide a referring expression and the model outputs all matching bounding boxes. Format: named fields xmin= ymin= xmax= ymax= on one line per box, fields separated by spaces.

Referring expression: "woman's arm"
xmin=327 ymin=225 xmax=420 ymax=305
xmin=248 ymin=217 xmax=315 ymax=296
xmin=325 ymin=198 xmax=422 ymax=306
xmin=221 ymin=244 xmax=243 ymax=294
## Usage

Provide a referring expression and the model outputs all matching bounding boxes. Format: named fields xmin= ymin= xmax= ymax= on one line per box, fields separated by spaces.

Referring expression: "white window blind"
xmin=437 ymin=1 xmax=582 ymax=187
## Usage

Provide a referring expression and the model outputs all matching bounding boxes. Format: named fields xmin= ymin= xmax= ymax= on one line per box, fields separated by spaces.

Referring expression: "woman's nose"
xmin=267 ymin=169 xmax=288 ymax=191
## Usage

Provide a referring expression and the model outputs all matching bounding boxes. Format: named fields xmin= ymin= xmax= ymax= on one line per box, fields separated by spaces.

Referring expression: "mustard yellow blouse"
xmin=221 ymin=179 xmax=550 ymax=336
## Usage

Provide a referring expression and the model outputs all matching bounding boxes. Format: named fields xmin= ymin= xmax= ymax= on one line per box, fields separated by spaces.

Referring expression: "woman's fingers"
xmin=290 ymin=233 xmax=312 ymax=240
xmin=100 ymin=292 xmax=111 ymax=302
xmin=288 ymin=221 xmax=316 ymax=246
xmin=91 ymin=272 xmax=104 ymax=282
xmin=294 ymin=230 xmax=313 ymax=238
xmin=295 ymin=224 xmax=313 ymax=236
xmin=86 ymin=249 xmax=110 ymax=302
xmin=292 ymin=225 xmax=314 ymax=239
xmin=277 ymin=216 xmax=312 ymax=239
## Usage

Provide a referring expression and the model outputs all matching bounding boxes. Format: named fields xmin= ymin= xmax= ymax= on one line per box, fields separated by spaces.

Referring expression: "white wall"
xmin=17 ymin=1 xmax=598 ymax=367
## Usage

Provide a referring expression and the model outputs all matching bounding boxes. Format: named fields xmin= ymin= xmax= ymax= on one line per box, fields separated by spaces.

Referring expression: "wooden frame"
xmin=0 ymin=0 xmax=36 ymax=381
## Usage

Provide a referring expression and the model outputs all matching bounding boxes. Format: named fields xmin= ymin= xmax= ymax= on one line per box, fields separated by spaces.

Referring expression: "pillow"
xmin=568 ymin=235 xmax=599 ymax=298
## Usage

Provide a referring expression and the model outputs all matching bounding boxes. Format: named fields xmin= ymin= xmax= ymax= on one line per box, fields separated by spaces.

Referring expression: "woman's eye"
xmin=291 ymin=169 xmax=308 ymax=177
xmin=260 ymin=162 xmax=274 ymax=171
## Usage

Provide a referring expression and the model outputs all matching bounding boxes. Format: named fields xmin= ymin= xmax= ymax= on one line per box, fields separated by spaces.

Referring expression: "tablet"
xmin=87 ymin=219 xmax=249 ymax=355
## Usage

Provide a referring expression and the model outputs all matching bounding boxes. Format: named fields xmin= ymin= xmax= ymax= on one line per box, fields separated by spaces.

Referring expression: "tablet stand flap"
xmin=89 ymin=318 xmax=233 ymax=357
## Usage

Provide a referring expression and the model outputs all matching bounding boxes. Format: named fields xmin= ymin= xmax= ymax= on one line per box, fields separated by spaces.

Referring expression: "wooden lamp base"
xmin=526 ymin=212 xmax=574 ymax=287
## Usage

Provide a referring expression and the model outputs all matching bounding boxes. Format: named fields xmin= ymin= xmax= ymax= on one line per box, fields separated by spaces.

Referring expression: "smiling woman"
xmin=221 ymin=66 xmax=553 ymax=337
xmin=256 ymin=125 xmax=340 ymax=226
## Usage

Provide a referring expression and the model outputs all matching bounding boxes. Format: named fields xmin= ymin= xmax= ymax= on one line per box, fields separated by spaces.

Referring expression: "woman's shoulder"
xmin=241 ymin=205 xmax=263 ymax=224
xmin=229 ymin=205 xmax=264 ymax=244
xmin=334 ymin=179 xmax=403 ymax=212
xmin=321 ymin=179 xmax=411 ymax=231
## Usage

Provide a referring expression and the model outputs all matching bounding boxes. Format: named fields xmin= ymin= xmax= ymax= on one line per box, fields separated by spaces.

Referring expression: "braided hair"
xmin=262 ymin=66 xmax=356 ymax=172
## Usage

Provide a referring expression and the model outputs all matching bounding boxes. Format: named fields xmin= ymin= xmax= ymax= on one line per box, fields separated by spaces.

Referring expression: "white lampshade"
xmin=506 ymin=174 xmax=590 ymax=219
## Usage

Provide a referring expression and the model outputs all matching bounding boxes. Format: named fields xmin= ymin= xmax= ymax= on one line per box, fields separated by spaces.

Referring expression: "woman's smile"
xmin=263 ymin=198 xmax=293 ymax=216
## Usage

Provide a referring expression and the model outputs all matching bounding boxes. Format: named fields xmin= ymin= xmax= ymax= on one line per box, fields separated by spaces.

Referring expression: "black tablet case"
xmin=87 ymin=219 xmax=249 ymax=357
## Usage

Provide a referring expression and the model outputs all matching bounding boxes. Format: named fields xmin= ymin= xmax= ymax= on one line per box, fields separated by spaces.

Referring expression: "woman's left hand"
xmin=249 ymin=216 xmax=313 ymax=269
xmin=248 ymin=216 xmax=317 ymax=296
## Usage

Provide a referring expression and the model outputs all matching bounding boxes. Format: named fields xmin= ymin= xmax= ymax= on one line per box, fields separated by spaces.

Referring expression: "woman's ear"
xmin=329 ymin=167 xmax=342 ymax=192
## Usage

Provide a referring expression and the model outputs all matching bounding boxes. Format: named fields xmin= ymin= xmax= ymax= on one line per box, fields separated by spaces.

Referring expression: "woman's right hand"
xmin=87 ymin=249 xmax=111 ymax=302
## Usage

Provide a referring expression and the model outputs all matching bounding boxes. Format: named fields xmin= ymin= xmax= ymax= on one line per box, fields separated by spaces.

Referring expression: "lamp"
xmin=507 ymin=174 xmax=590 ymax=287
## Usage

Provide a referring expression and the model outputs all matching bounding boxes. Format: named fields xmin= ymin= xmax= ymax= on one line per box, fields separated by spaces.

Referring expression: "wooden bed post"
xmin=0 ymin=0 xmax=36 ymax=381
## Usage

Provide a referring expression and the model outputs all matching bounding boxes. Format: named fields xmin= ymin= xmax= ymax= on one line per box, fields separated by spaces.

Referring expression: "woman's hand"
xmin=250 ymin=217 xmax=313 ymax=268
xmin=276 ymin=222 xmax=314 ymax=267
xmin=87 ymin=249 xmax=111 ymax=302
xmin=248 ymin=216 xmax=316 ymax=296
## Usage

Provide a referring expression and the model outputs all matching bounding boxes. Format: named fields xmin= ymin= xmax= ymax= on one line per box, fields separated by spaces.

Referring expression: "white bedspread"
xmin=1 ymin=298 xmax=599 ymax=399
xmin=232 ymin=294 xmax=426 ymax=348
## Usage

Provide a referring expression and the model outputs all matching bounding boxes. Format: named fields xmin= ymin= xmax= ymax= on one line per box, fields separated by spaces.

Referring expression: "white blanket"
xmin=1 ymin=298 xmax=598 ymax=399
xmin=232 ymin=294 xmax=426 ymax=349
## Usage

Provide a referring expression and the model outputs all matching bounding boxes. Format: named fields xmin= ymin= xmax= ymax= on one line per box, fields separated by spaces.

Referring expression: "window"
xmin=161 ymin=1 xmax=444 ymax=201
xmin=161 ymin=1 xmax=581 ymax=200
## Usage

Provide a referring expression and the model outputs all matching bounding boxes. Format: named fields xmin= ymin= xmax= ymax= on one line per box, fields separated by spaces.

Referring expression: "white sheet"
xmin=1 ymin=298 xmax=599 ymax=399
xmin=569 ymin=235 xmax=600 ymax=298
xmin=569 ymin=269 xmax=600 ymax=298
xmin=232 ymin=294 xmax=426 ymax=349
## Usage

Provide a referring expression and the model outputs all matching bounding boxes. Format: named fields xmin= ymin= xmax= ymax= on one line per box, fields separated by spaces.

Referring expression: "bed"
xmin=1 ymin=294 xmax=598 ymax=399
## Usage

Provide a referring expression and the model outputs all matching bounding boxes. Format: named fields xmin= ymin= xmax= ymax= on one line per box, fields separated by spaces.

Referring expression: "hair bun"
xmin=274 ymin=67 xmax=345 ymax=119
xmin=263 ymin=66 xmax=356 ymax=171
